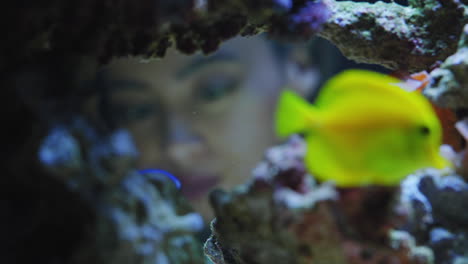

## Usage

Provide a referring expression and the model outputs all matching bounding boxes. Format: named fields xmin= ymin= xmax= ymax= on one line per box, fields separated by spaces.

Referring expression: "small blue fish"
xmin=139 ymin=169 xmax=182 ymax=189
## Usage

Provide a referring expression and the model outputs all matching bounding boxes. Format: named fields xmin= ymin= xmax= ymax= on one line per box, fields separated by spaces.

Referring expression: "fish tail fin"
xmin=275 ymin=89 xmax=318 ymax=138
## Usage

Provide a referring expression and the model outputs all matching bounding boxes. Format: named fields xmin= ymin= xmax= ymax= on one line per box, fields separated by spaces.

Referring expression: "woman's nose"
xmin=165 ymin=117 xmax=204 ymax=167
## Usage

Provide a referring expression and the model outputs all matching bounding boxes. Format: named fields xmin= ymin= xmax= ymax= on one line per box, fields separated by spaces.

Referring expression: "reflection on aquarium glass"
xmin=6 ymin=0 xmax=468 ymax=263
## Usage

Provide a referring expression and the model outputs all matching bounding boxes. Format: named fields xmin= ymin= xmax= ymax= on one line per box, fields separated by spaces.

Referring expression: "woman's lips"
xmin=178 ymin=173 xmax=220 ymax=200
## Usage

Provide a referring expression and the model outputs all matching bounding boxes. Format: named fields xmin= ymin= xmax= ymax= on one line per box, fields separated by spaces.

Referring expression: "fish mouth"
xmin=177 ymin=172 xmax=220 ymax=200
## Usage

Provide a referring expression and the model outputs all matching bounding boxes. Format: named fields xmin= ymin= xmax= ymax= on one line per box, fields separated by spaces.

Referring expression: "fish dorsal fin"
xmin=314 ymin=69 xmax=443 ymax=144
xmin=316 ymin=69 xmax=414 ymax=108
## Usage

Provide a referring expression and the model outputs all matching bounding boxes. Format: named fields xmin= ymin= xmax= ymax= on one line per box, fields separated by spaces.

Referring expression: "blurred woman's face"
xmin=99 ymin=37 xmax=287 ymax=220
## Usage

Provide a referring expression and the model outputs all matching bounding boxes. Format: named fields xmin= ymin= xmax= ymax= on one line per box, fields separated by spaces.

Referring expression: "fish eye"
xmin=418 ymin=125 xmax=431 ymax=136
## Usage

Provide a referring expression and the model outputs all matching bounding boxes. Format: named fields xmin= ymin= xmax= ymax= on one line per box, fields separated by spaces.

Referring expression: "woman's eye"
xmin=114 ymin=104 xmax=156 ymax=123
xmin=197 ymin=76 xmax=239 ymax=103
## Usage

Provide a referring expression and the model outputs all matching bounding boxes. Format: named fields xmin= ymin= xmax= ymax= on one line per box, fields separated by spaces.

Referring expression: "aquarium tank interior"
xmin=3 ymin=0 xmax=468 ymax=263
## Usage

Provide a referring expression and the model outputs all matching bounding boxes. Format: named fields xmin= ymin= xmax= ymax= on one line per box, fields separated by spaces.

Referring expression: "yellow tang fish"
xmin=275 ymin=69 xmax=450 ymax=187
